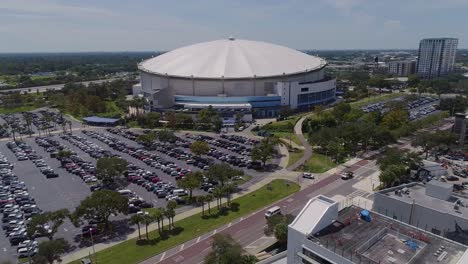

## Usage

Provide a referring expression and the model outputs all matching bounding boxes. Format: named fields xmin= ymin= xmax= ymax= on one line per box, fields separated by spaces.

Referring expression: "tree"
xmin=73 ymin=190 xmax=128 ymax=228
xmin=274 ymin=223 xmax=288 ymax=244
xmin=178 ymin=171 xmax=203 ymax=199
xmin=157 ymin=130 xmax=177 ymax=142
xmin=205 ymin=194 xmax=214 ymax=214
xmin=223 ymin=183 xmax=237 ymax=206
xmin=331 ymin=102 xmax=351 ymax=121
xmin=27 ymin=209 xmax=69 ymax=240
xmin=381 ymin=109 xmax=408 ymax=130
xmin=33 ymin=238 xmax=70 ymax=264
xmin=197 ymin=195 xmax=206 ymax=216
xmin=379 ymin=165 xmax=406 ymax=188
xmin=204 ymin=233 xmax=257 ymax=264
xmin=190 ymin=141 xmax=210 ymax=157
xmin=251 ymin=137 xmax=278 ymax=167
xmin=151 ymin=208 xmax=164 ymax=234
xmin=136 ymin=132 xmax=157 ymax=146
xmin=206 ymin=163 xmax=242 ymax=187
xmin=95 ymin=157 xmax=128 ymax=186
xmin=130 ymin=214 xmax=144 ymax=240
xmin=212 ymin=186 xmax=224 ymax=209
xmin=141 ymin=213 xmax=154 ymax=240
xmin=278 ymin=106 xmax=293 ymax=119
xmin=57 ymin=150 xmax=73 ymax=160
xmin=412 ymin=131 xmax=457 ymax=159
xmin=165 ymin=201 xmax=177 ymax=228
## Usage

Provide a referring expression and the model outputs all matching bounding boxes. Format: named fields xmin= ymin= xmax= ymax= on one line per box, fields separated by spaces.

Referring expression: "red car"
xmin=150 ymin=177 xmax=161 ymax=183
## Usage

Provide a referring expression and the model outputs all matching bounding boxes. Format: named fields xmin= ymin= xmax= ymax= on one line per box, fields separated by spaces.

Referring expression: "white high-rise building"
xmin=416 ymin=38 xmax=458 ymax=78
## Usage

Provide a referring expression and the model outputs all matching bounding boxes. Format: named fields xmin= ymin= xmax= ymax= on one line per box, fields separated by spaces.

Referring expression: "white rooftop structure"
xmin=289 ymin=195 xmax=338 ymax=235
xmin=139 ymin=38 xmax=325 ymax=79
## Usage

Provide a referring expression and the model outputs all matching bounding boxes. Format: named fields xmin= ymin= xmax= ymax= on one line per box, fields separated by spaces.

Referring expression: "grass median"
xmin=70 ymin=179 xmax=300 ymax=264
xmin=287 ymin=149 xmax=305 ymax=167
xmin=300 ymin=153 xmax=336 ymax=173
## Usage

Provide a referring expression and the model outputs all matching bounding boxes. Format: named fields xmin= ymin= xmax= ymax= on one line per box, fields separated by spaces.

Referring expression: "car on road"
xmin=302 ymin=172 xmax=315 ymax=179
xmin=340 ymin=171 xmax=354 ymax=180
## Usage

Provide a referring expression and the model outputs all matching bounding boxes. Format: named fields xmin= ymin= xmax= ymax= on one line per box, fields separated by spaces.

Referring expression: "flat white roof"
xmin=289 ymin=195 xmax=336 ymax=235
xmin=139 ymin=38 xmax=326 ymax=79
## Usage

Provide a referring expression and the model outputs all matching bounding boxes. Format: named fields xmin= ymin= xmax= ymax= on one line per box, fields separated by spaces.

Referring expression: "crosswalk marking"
xmin=347 ymin=190 xmax=370 ymax=199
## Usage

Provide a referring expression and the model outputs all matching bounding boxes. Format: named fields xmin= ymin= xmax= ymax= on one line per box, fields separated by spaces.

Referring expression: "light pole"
xmin=90 ymin=227 xmax=97 ymax=264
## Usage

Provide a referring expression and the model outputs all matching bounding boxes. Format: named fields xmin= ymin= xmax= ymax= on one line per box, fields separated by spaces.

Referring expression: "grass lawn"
xmin=271 ymin=132 xmax=301 ymax=146
xmin=350 ymin=93 xmax=402 ymax=108
xmin=70 ymin=179 xmax=300 ymax=264
xmin=0 ymin=105 xmax=42 ymax=114
xmin=300 ymin=153 xmax=336 ymax=173
xmin=287 ymin=149 xmax=305 ymax=167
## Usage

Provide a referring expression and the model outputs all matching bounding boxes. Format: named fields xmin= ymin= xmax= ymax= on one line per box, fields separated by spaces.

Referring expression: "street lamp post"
xmin=90 ymin=228 xmax=97 ymax=264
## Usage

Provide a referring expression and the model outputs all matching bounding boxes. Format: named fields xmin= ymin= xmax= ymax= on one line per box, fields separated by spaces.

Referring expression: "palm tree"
xmin=164 ymin=209 xmax=175 ymax=230
xmin=141 ymin=214 xmax=154 ymax=240
xmin=130 ymin=214 xmax=144 ymax=240
xmin=24 ymin=114 xmax=32 ymax=137
xmin=224 ymin=183 xmax=236 ymax=206
xmin=205 ymin=194 xmax=214 ymax=214
xmin=212 ymin=187 xmax=224 ymax=210
xmin=197 ymin=196 xmax=206 ymax=216
xmin=153 ymin=208 xmax=164 ymax=233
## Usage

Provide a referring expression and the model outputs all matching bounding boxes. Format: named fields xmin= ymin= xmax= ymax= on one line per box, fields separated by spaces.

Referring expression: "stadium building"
xmin=133 ymin=37 xmax=336 ymax=119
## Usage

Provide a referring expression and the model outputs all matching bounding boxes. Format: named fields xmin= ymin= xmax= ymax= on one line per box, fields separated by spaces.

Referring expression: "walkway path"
xmin=286 ymin=114 xmax=313 ymax=171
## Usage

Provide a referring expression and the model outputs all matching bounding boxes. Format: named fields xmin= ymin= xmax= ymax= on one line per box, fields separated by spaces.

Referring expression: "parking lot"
xmin=360 ymin=96 xmax=439 ymax=121
xmin=0 ymin=110 xmax=278 ymax=262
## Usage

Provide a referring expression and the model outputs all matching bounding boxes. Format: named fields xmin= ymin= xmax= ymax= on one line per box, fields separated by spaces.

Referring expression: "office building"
xmin=416 ymin=38 xmax=458 ymax=78
xmin=374 ymin=181 xmax=468 ymax=245
xmin=286 ymin=195 xmax=468 ymax=264
xmin=134 ymin=38 xmax=336 ymax=118
xmin=387 ymin=60 xmax=416 ymax=76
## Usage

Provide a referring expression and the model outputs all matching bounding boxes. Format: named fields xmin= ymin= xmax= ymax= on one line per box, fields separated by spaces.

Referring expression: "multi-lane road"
xmin=0 ymin=79 xmax=118 ymax=94
xmin=139 ymin=159 xmax=379 ymax=264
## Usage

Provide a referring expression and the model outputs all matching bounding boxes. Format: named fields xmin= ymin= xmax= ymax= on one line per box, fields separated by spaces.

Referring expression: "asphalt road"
xmin=140 ymin=159 xmax=378 ymax=264
xmin=0 ymin=79 xmax=118 ymax=94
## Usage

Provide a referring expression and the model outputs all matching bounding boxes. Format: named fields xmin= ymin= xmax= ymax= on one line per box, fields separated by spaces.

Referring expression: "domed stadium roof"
xmin=139 ymin=38 xmax=326 ymax=79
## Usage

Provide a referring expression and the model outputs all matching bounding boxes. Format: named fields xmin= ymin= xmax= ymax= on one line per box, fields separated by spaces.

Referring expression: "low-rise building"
xmin=287 ymin=195 xmax=468 ymax=264
xmin=374 ymin=181 xmax=468 ymax=245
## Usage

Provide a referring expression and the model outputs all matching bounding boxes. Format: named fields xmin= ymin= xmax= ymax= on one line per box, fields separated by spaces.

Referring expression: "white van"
xmin=172 ymin=189 xmax=187 ymax=196
xmin=265 ymin=206 xmax=281 ymax=218
xmin=117 ymin=189 xmax=133 ymax=197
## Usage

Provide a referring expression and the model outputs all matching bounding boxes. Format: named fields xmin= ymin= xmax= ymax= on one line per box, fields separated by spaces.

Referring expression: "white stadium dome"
xmin=135 ymin=37 xmax=336 ymax=117
xmin=139 ymin=38 xmax=325 ymax=79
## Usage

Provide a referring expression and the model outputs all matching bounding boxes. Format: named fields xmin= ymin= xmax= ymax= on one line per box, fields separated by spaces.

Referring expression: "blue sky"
xmin=0 ymin=0 xmax=467 ymax=52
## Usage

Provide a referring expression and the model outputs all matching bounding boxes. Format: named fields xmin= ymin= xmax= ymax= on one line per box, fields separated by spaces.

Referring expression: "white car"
xmin=17 ymin=247 xmax=38 ymax=258
xmin=18 ymin=240 xmax=38 ymax=249
xmin=302 ymin=173 xmax=315 ymax=179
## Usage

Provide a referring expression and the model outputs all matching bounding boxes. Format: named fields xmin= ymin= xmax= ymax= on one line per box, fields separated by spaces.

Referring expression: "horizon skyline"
xmin=1 ymin=0 xmax=467 ymax=52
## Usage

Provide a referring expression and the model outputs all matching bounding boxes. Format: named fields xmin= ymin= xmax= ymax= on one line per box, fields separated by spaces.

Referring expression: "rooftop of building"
xmin=307 ymin=206 xmax=468 ymax=264
xmin=378 ymin=182 xmax=468 ymax=219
